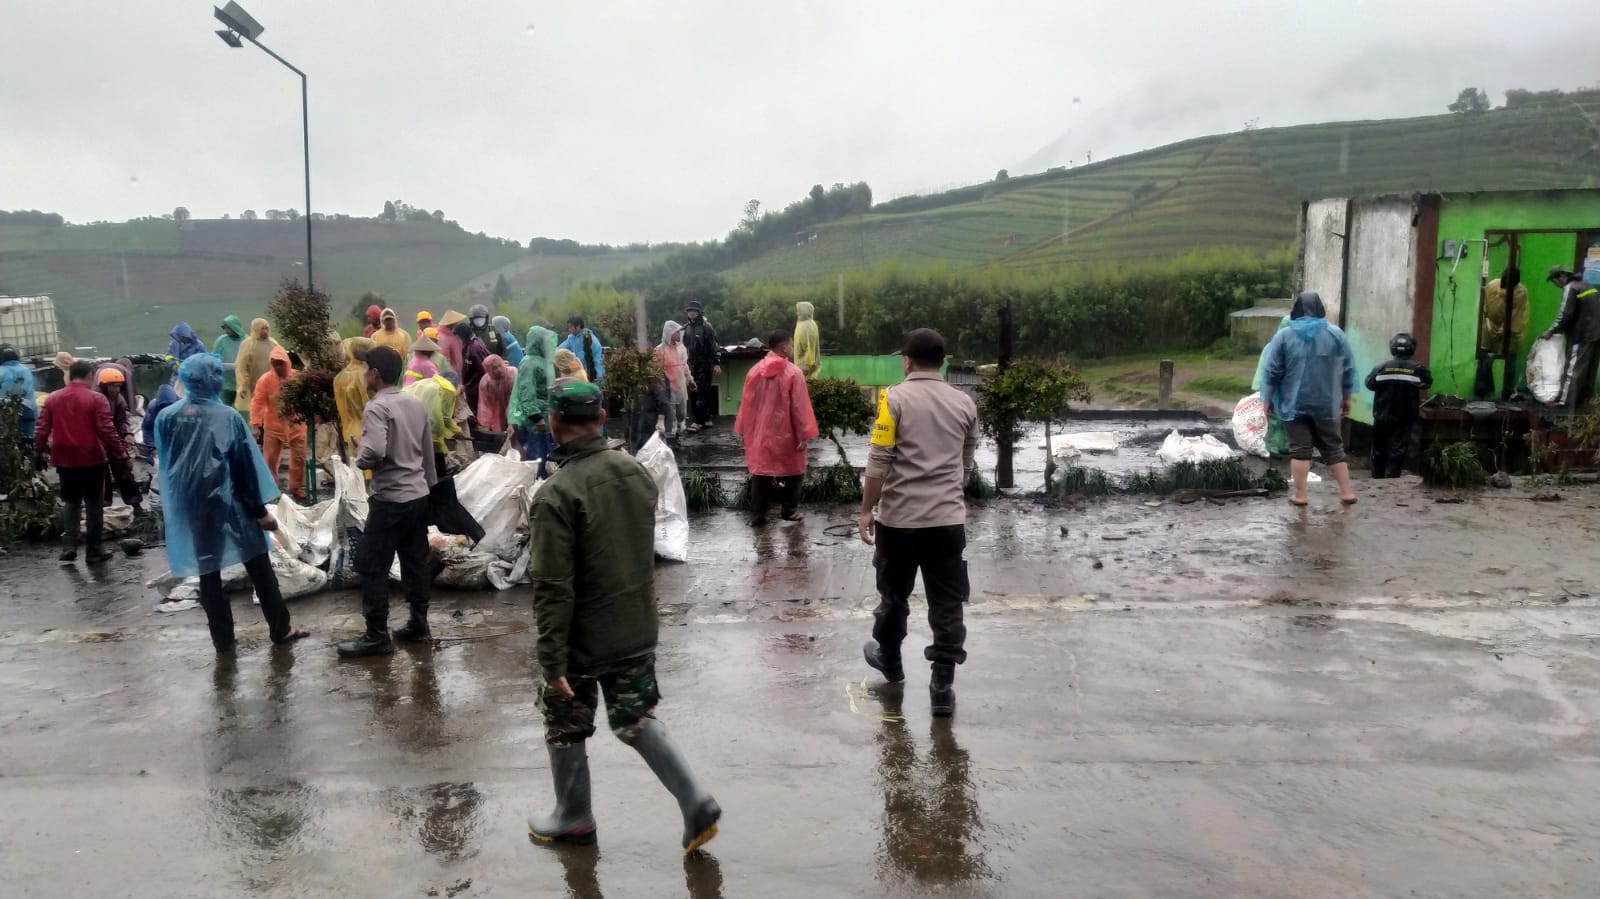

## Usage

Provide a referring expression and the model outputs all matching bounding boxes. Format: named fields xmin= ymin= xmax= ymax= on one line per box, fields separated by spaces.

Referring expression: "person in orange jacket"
xmin=250 ymin=344 xmax=309 ymax=500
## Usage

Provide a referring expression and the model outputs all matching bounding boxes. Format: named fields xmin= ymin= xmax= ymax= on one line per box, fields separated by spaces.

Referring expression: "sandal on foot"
xmin=1288 ymin=497 xmax=1309 ymax=507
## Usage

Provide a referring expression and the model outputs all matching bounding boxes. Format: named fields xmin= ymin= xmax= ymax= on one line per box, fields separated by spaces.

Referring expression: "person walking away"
xmin=415 ymin=311 xmax=435 ymax=342
xmin=234 ymin=319 xmax=280 ymax=417
xmin=1365 ymin=332 xmax=1432 ymax=478
xmin=335 ymin=337 xmax=375 ymax=459
xmin=1262 ymin=291 xmax=1359 ymax=506
xmin=167 ymin=322 xmax=208 ymax=363
xmin=251 ymin=345 xmax=309 ymax=501
xmin=405 ymin=333 xmax=442 ymax=386
xmin=514 ymin=326 xmax=558 ymax=476
xmin=734 ymin=332 xmax=818 ymax=526
xmin=155 ymin=354 xmax=309 ymax=651
xmin=793 ymin=301 xmax=821 ymax=378
xmin=470 ymin=304 xmax=506 ymax=358
xmin=494 ymin=316 xmax=524 ymax=367
xmin=1542 ymin=266 xmax=1600 ymax=413
xmin=0 ymin=343 xmax=38 ymax=451
xmin=553 ymin=348 xmax=588 ymax=383
xmin=856 ymin=329 xmax=979 ymax=717
xmin=371 ymin=307 xmax=412 ymax=360
xmin=526 ymin=381 xmax=722 ymax=853
xmin=214 ymin=316 xmax=246 ymax=407
xmin=435 ymin=310 xmax=469 ymax=374
xmin=455 ymin=321 xmax=491 ymax=415
xmin=406 ymin=371 xmax=485 ymax=544
xmin=657 ymin=321 xmax=690 ymax=438
xmin=362 ymin=304 xmax=383 ymax=339
xmin=339 ymin=346 xmax=438 ymax=658
xmin=682 ymin=302 xmax=721 ymax=432
xmin=561 ymin=317 xmax=606 ymax=386
xmin=477 ymin=355 xmax=515 ymax=435
xmin=35 ymin=359 xmax=128 ymax=564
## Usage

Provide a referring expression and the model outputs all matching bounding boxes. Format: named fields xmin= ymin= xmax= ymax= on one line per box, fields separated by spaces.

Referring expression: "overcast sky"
xmin=2 ymin=0 xmax=1594 ymax=245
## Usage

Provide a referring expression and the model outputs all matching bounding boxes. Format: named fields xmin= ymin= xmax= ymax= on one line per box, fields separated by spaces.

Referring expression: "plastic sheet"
xmin=1157 ymin=430 xmax=1240 ymax=464
xmin=452 ymin=453 xmax=541 ymax=561
xmin=1044 ymin=431 xmax=1118 ymax=456
xmin=636 ymin=433 xmax=689 ymax=562
xmin=1527 ymin=336 xmax=1566 ymax=404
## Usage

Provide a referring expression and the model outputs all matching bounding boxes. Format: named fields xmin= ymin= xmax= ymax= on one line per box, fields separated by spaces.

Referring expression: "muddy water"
xmin=3 ymin=482 xmax=1600 ymax=896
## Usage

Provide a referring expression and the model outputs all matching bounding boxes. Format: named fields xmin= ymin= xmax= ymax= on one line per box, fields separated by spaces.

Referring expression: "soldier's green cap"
xmin=551 ymin=380 xmax=604 ymax=418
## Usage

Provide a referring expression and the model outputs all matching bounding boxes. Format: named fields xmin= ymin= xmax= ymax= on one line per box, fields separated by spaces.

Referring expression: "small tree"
xmin=808 ymin=377 xmax=873 ymax=468
xmin=1448 ymin=87 xmax=1490 ymax=114
xmin=977 ymin=358 xmax=1091 ymax=488
xmin=173 ymin=206 xmax=191 ymax=224
xmin=603 ymin=346 xmax=664 ymax=449
xmin=267 ymin=278 xmax=342 ymax=447
xmin=994 ymin=169 xmax=1009 ymax=182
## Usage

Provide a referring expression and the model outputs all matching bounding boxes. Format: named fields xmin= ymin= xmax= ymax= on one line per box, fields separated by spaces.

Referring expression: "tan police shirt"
xmin=865 ymin=371 xmax=979 ymax=529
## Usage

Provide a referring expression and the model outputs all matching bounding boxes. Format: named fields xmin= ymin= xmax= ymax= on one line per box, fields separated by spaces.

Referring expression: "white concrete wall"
xmin=1342 ymin=198 xmax=1419 ymax=424
xmin=1301 ymin=199 xmax=1348 ymax=322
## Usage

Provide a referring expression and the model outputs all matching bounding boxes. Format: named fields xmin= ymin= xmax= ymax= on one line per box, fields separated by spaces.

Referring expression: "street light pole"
xmin=214 ymin=2 xmax=312 ymax=289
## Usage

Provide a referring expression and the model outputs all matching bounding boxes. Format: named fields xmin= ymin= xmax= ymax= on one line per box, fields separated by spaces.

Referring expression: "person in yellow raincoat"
xmin=334 ymin=336 xmax=374 ymax=459
xmin=371 ymin=307 xmax=411 ymax=359
xmin=793 ymin=301 xmax=821 ymax=378
xmin=233 ymin=318 xmax=280 ymax=418
xmin=553 ymin=348 xmax=588 ymax=382
xmin=404 ymin=372 xmax=461 ymax=457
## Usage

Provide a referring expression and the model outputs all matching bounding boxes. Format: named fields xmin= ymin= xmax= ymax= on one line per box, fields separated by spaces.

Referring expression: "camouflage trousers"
xmin=537 ymin=653 xmax=661 ymax=747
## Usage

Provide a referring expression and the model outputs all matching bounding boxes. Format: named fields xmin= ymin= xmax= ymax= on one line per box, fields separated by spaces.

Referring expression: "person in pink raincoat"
xmin=733 ymin=330 xmax=818 ymax=527
xmin=476 ymin=354 xmax=515 ymax=433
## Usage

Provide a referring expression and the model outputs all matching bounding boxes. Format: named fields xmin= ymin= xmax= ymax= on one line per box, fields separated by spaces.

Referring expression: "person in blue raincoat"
xmin=493 ymin=315 xmax=524 ymax=368
xmin=167 ymin=322 xmax=208 ymax=363
xmin=0 ymin=343 xmax=38 ymax=446
xmin=1262 ymin=291 xmax=1358 ymax=507
xmin=141 ymin=380 xmax=181 ymax=458
xmin=560 ymin=316 xmax=605 ymax=385
xmin=156 ymin=354 xmax=309 ymax=653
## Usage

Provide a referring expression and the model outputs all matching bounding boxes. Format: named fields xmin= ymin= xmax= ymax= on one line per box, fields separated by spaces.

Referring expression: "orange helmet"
xmin=98 ymin=368 xmax=125 ymax=385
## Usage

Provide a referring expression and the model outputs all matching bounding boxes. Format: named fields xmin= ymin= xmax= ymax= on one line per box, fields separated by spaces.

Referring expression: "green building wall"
xmin=709 ymin=354 xmax=939 ymax=416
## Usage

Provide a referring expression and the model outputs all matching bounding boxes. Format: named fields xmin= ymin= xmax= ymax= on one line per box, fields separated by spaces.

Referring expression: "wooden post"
xmin=996 ymin=303 xmax=1014 ymax=489
xmin=1158 ymin=359 xmax=1174 ymax=410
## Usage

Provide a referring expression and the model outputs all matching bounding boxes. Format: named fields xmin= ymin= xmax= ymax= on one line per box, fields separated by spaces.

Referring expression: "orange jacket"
xmin=250 ymin=344 xmax=308 ymax=441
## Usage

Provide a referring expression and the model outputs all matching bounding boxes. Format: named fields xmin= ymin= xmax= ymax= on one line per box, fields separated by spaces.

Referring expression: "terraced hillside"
xmin=731 ymin=96 xmax=1600 ymax=282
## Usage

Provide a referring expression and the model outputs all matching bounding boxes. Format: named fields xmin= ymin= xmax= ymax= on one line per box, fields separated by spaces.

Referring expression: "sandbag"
xmin=1232 ymin=393 xmax=1270 ymax=459
xmin=1527 ymin=336 xmax=1566 ymax=404
xmin=635 ymin=433 xmax=689 ymax=562
xmin=1044 ymin=431 xmax=1118 ymax=455
xmin=1157 ymin=430 xmax=1239 ymax=464
xmin=452 ymin=453 xmax=541 ymax=561
xmin=257 ymin=540 xmax=328 ymax=601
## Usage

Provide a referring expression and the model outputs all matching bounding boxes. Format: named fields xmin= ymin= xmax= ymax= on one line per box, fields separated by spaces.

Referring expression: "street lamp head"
xmin=215 ymin=28 xmax=243 ymax=48
xmin=213 ymin=2 xmax=265 ymax=40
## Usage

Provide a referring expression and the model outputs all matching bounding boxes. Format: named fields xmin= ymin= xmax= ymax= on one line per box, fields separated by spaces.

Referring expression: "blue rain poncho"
xmin=0 ymin=354 xmax=38 ymax=440
xmin=167 ymin=321 xmax=208 ymax=362
xmin=1262 ymin=292 xmax=1357 ymax=422
xmin=142 ymin=382 xmax=180 ymax=449
xmin=155 ymin=354 xmax=281 ymax=577
xmin=493 ymin=315 xmax=524 ymax=368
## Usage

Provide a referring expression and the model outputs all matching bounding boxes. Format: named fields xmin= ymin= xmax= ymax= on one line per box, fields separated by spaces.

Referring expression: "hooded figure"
xmin=470 ymin=303 xmax=506 ymax=357
xmin=167 ymin=322 xmax=208 ymax=363
xmin=1262 ymin=291 xmax=1358 ymax=505
xmin=435 ymin=310 xmax=469 ymax=374
xmin=514 ymin=325 xmax=559 ymax=475
xmin=335 ymin=336 xmax=375 ymax=459
xmin=0 ymin=343 xmax=38 ymax=441
xmin=405 ymin=333 xmax=441 ymax=386
xmin=455 ymin=321 xmax=491 ymax=413
xmin=251 ymin=344 xmax=309 ymax=499
xmin=493 ymin=315 xmax=524 ymax=367
xmin=657 ymin=320 xmax=690 ymax=435
xmin=371 ymin=307 xmax=411 ymax=358
xmin=156 ymin=354 xmax=305 ymax=649
xmin=734 ymin=333 xmax=818 ymax=525
xmin=141 ymin=381 xmax=181 ymax=452
xmin=477 ymin=354 xmax=515 ymax=433
xmin=214 ymin=315 xmax=246 ymax=403
xmin=363 ymin=304 xmax=383 ymax=338
xmin=234 ymin=318 xmax=280 ymax=415
xmin=553 ymin=348 xmax=588 ymax=382
xmin=793 ymin=301 xmax=821 ymax=378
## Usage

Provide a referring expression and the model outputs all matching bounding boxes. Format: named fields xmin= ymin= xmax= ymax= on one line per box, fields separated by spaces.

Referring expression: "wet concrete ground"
xmin=3 ymin=478 xmax=1600 ymax=897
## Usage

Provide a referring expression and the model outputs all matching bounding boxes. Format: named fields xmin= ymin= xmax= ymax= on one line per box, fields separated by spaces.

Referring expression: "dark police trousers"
xmin=199 ymin=552 xmax=292 ymax=651
xmin=871 ymin=523 xmax=970 ymax=666
xmin=356 ymin=496 xmax=431 ymax=634
xmin=1369 ymin=419 xmax=1413 ymax=479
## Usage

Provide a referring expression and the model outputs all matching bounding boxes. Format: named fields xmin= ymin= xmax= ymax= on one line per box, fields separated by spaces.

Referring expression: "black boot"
xmin=930 ymin=663 xmax=956 ymax=717
xmin=628 ymin=720 xmax=721 ymax=853
xmin=59 ymin=535 xmax=77 ymax=563
xmin=863 ymin=640 xmax=905 ymax=684
xmin=84 ymin=544 xmax=116 ymax=565
xmin=394 ymin=605 xmax=431 ymax=643
xmin=337 ymin=628 xmax=394 ymax=658
xmin=527 ymin=742 xmax=598 ymax=845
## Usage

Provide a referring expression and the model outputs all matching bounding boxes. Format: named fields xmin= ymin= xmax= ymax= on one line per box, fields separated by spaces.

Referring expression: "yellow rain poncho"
xmin=334 ymin=337 xmax=374 ymax=458
xmin=404 ymin=373 xmax=460 ymax=455
xmin=233 ymin=318 xmax=280 ymax=415
xmin=793 ymin=301 xmax=820 ymax=378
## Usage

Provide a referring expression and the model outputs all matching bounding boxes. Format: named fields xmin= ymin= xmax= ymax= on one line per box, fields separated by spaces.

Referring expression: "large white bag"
xmin=1526 ymin=336 xmax=1566 ymax=404
xmin=452 ymin=453 xmax=542 ymax=561
xmin=1157 ymin=430 xmax=1240 ymax=465
xmin=1232 ymin=393 xmax=1270 ymax=459
xmin=635 ymin=433 xmax=689 ymax=562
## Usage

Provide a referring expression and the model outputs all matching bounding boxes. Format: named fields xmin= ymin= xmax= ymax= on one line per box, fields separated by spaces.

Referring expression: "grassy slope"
xmin=730 ymin=99 xmax=1600 ymax=283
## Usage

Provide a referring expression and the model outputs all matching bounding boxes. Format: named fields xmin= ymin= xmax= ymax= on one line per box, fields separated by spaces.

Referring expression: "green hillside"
xmin=0 ymin=220 xmax=659 ymax=355
xmin=729 ymin=95 xmax=1600 ymax=282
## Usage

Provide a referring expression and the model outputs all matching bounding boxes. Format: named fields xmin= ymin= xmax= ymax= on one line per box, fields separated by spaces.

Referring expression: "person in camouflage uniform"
xmin=526 ymin=381 xmax=722 ymax=854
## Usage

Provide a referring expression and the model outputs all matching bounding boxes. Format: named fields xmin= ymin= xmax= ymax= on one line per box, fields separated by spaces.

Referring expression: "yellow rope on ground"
xmin=844 ymin=677 xmax=904 ymax=722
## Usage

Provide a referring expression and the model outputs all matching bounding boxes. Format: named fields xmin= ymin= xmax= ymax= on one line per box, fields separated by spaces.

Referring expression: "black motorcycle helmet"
xmin=0 ymin=343 xmax=18 ymax=364
xmin=1389 ymin=332 xmax=1417 ymax=358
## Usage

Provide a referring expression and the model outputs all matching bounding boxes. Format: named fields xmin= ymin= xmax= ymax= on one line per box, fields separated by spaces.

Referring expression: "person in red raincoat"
xmin=476 ymin=354 xmax=515 ymax=433
xmin=733 ymin=331 xmax=818 ymax=527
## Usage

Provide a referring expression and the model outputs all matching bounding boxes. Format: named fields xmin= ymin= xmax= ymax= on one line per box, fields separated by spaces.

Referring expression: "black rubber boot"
xmin=863 ymin=640 xmax=905 ymax=684
xmin=84 ymin=545 xmax=116 ymax=565
xmin=527 ymin=741 xmax=598 ymax=845
xmin=393 ymin=605 xmax=431 ymax=643
xmin=337 ymin=630 xmax=395 ymax=658
xmin=628 ymin=720 xmax=721 ymax=853
xmin=930 ymin=663 xmax=956 ymax=717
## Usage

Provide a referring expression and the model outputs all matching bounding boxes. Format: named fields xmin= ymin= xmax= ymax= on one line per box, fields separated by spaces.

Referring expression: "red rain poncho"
xmin=476 ymin=354 xmax=514 ymax=432
xmin=734 ymin=351 xmax=818 ymax=477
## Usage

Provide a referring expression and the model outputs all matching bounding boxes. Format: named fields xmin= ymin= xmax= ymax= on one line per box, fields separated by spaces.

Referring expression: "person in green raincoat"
xmin=214 ymin=315 xmax=247 ymax=407
xmin=513 ymin=325 xmax=558 ymax=477
xmin=1252 ymin=315 xmax=1290 ymax=456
